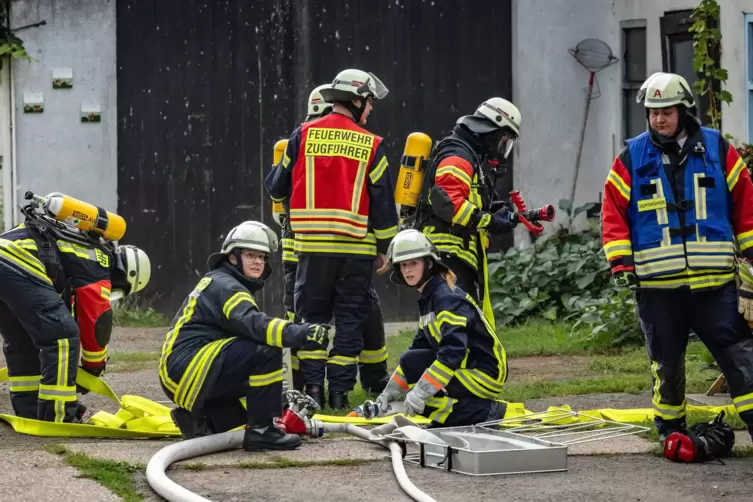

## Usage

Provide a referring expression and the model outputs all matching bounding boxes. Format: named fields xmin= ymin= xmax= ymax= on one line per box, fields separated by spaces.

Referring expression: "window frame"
xmin=621 ymin=19 xmax=647 ymax=141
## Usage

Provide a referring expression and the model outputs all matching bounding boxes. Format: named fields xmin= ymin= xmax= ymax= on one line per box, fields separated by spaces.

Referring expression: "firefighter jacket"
xmin=159 ymin=261 xmax=311 ymax=411
xmin=602 ymin=124 xmax=753 ymax=290
xmin=418 ymin=125 xmax=498 ymax=272
xmin=281 ymin=224 xmax=296 ymax=264
xmin=0 ymin=222 xmax=114 ymax=370
xmin=394 ymin=274 xmax=507 ymax=401
xmin=264 ymin=112 xmax=399 ymax=258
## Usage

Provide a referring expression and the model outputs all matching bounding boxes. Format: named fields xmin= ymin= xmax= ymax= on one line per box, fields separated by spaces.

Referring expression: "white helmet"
xmin=319 ymin=68 xmax=389 ymax=103
xmin=110 ymin=244 xmax=151 ymax=302
xmin=387 ymin=229 xmax=448 ymax=287
xmin=458 ymin=97 xmax=522 ymax=137
xmin=636 ymin=72 xmax=695 ymax=109
xmin=207 ymin=221 xmax=278 ymax=273
xmin=306 ymin=84 xmax=334 ymax=119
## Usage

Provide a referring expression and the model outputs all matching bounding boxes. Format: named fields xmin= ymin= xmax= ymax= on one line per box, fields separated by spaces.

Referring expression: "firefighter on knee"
xmin=413 ymin=98 xmax=521 ymax=329
xmin=375 ymin=229 xmax=507 ymax=427
xmin=0 ymin=191 xmax=150 ymax=423
xmin=270 ymin=84 xmax=391 ymax=396
xmin=160 ymin=221 xmax=329 ymax=450
xmin=264 ymin=68 xmax=399 ymax=410
xmin=601 ymin=72 xmax=753 ymax=443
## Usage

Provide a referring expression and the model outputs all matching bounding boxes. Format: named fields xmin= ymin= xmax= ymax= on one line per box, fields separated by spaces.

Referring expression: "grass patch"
xmin=182 ymin=462 xmax=208 ymax=471
xmin=113 ymin=295 xmax=168 ymax=327
xmin=43 ymin=444 xmax=144 ymax=501
xmin=107 ymin=351 xmax=161 ymax=373
xmin=501 ymin=374 xmax=651 ymax=402
xmin=237 ymin=455 xmax=378 ymax=470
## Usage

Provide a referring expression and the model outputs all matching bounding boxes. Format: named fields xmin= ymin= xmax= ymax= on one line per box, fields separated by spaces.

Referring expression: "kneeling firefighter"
xmin=412 ymin=98 xmax=522 ymax=329
xmin=0 ymin=191 xmax=150 ymax=423
xmin=601 ymin=72 xmax=753 ymax=442
xmin=270 ymin=85 xmax=390 ymax=395
xmin=375 ymin=229 xmax=508 ymax=427
xmin=159 ymin=221 xmax=330 ymax=451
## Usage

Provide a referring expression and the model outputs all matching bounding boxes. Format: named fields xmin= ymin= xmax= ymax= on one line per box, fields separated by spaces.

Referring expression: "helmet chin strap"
xmin=343 ymin=98 xmax=366 ymax=123
xmin=413 ymin=258 xmax=437 ymax=290
xmin=230 ymin=249 xmax=246 ymax=274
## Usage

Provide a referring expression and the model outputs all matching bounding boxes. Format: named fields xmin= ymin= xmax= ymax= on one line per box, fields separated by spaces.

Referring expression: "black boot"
xmin=243 ymin=422 xmax=302 ymax=451
xmin=292 ymin=369 xmax=305 ymax=392
xmin=305 ymin=384 xmax=325 ymax=409
xmin=329 ymin=390 xmax=349 ymax=410
xmin=170 ymin=407 xmax=212 ymax=439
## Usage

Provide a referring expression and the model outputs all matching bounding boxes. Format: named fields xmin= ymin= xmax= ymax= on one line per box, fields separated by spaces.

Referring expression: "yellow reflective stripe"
xmin=0 ymin=248 xmax=53 ymax=284
xmin=100 ymin=286 xmax=111 ymax=299
xmin=290 ymin=355 xmax=300 ymax=370
xmin=423 ymin=229 xmax=479 ymax=270
xmin=249 ymin=368 xmax=284 ymax=387
xmin=14 ymin=238 xmax=37 ymax=251
xmin=282 ymin=237 xmax=297 ymax=262
xmin=328 ymin=355 xmax=359 ymax=366
xmin=462 ymin=368 xmax=504 ymax=393
xmin=271 ymin=195 xmax=287 ymax=203
xmin=436 ymin=310 xmax=467 ymax=329
xmin=352 ymin=160 xmax=369 ymax=213
xmin=603 ymin=239 xmax=632 ymax=261
xmin=427 ymin=322 xmax=441 ymax=343
xmin=694 ymin=173 xmax=708 ymax=221
xmin=650 ymin=179 xmax=669 ymax=226
xmin=650 ymin=361 xmax=686 ymax=419
xmin=737 ymin=229 xmax=753 ymax=252
xmin=426 ymin=360 xmax=454 ymax=386
xmin=290 ymin=208 xmax=370 ymax=225
xmin=639 ymin=271 xmax=735 ymax=290
xmin=159 ymin=293 xmax=200 ymax=393
xmin=359 ymin=346 xmax=388 ymax=364
xmin=608 ymin=170 xmax=630 ymax=200
xmin=369 ymin=156 xmax=389 ymax=184
xmin=633 ymin=244 xmax=685 ymax=262
xmin=685 ymin=241 xmax=734 ymax=253
xmin=265 ymin=318 xmax=288 ymax=347
xmin=81 ymin=347 xmax=108 ymax=364
xmin=635 ymin=258 xmax=687 ymax=276
xmin=283 ymin=154 xmax=291 ymax=169
xmin=425 ymin=395 xmax=456 ymax=424
xmin=0 ymin=238 xmax=51 ymax=276
xmin=222 ymin=292 xmax=256 ymax=319
xmin=452 ymin=199 xmax=476 ymax=226
xmin=295 ymin=232 xmax=377 ymax=244
xmin=733 ymin=392 xmax=753 ymax=413
xmin=477 ymin=213 xmax=492 ymax=228
xmin=294 ymin=234 xmax=376 ymax=256
xmin=435 ymin=165 xmax=472 ymax=188
xmin=739 ymin=260 xmax=753 ymax=286
xmin=454 ymin=370 xmax=499 ymax=399
xmin=175 ymin=337 xmax=235 ymax=411
xmin=306 ymin=156 xmax=315 ymax=208
xmin=9 ymin=375 xmax=40 ymax=392
xmin=727 ymin=157 xmax=745 ymax=191
xmin=291 ymin=221 xmax=368 ymax=238
xmin=56 ymin=240 xmax=96 ymax=260
xmin=297 ymin=349 xmax=328 ymax=360
xmin=374 ymin=224 xmax=398 ymax=240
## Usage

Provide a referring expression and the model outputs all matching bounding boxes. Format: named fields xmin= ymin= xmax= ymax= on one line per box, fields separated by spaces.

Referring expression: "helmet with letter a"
xmin=636 ymin=72 xmax=695 ymax=109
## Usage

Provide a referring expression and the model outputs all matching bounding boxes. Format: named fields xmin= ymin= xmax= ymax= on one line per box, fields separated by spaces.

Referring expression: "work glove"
xmin=613 ymin=270 xmax=639 ymax=290
xmin=485 ymin=210 xmax=518 ymax=234
xmin=306 ymin=323 xmax=330 ymax=346
xmin=402 ymin=376 xmax=437 ymax=417
xmin=737 ymin=259 xmax=753 ymax=322
xmin=375 ymin=391 xmax=393 ymax=415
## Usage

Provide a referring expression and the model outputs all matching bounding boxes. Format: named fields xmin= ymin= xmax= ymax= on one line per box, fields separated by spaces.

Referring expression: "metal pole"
xmin=568 ymin=71 xmax=595 ymax=230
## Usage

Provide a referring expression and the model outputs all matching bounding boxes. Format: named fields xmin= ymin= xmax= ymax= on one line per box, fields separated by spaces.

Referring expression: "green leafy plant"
xmin=568 ymin=288 xmax=644 ymax=347
xmin=689 ymin=0 xmax=731 ymax=130
xmin=0 ymin=2 xmax=33 ymax=70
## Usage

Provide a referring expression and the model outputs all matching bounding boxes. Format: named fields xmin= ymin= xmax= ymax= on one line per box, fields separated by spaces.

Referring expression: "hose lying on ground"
xmin=145 ymin=422 xmax=437 ymax=502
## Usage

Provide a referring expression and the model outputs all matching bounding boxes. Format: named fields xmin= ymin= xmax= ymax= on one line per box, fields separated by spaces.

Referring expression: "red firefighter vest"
xmin=289 ymin=113 xmax=382 ymax=239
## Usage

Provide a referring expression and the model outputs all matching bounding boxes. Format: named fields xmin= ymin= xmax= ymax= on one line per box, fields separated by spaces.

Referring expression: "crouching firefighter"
xmin=601 ymin=72 xmax=753 ymax=442
xmin=270 ymin=84 xmax=390 ymax=395
xmin=160 ymin=221 xmax=330 ymax=451
xmin=264 ymin=68 xmax=398 ymax=410
xmin=414 ymin=98 xmax=522 ymax=329
xmin=375 ymin=229 xmax=508 ymax=427
xmin=0 ymin=191 xmax=150 ymax=423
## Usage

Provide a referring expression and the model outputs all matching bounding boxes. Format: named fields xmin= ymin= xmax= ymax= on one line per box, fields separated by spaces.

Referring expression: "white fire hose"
xmin=146 ymin=396 xmax=436 ymax=502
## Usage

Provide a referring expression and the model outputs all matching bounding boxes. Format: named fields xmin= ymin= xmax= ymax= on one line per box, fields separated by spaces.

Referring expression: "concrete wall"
xmin=512 ymin=0 xmax=753 ymax=244
xmin=5 ymin=0 xmax=117 ymax=227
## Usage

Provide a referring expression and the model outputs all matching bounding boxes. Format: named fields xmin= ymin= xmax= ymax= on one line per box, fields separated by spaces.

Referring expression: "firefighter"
xmin=0 ymin=208 xmax=150 ymax=423
xmin=375 ymin=229 xmax=507 ymax=427
xmin=601 ymin=72 xmax=753 ymax=442
xmin=264 ymin=68 xmax=398 ymax=410
xmin=160 ymin=221 xmax=330 ymax=450
xmin=272 ymin=84 xmax=390 ymax=395
xmin=415 ymin=98 xmax=520 ymax=313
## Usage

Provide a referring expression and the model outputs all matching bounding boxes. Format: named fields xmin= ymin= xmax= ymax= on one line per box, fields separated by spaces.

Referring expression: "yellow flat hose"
xmin=479 ymin=233 xmax=496 ymax=333
xmin=0 ymin=366 xmax=180 ymax=438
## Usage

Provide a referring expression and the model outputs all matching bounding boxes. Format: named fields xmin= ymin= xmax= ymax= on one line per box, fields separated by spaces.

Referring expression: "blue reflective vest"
xmin=625 ymin=127 xmax=735 ymax=280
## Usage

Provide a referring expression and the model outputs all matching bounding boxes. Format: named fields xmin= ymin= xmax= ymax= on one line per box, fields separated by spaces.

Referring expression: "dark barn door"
xmin=117 ymin=0 xmax=513 ymax=320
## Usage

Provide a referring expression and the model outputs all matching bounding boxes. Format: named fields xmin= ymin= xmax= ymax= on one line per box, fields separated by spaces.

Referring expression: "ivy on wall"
xmin=0 ymin=1 xmax=32 ymax=71
xmin=689 ymin=0 xmax=731 ymax=130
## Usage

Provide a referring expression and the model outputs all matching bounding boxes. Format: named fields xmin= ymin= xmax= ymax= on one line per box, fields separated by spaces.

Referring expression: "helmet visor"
xmin=499 ymin=134 xmax=516 ymax=159
xmin=358 ymin=72 xmax=389 ymax=100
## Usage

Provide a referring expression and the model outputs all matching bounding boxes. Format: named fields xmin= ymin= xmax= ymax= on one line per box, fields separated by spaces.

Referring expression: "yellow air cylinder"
xmin=394 ymin=132 xmax=432 ymax=208
xmin=272 ymin=139 xmax=289 ymax=214
xmin=42 ymin=192 xmax=126 ymax=241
